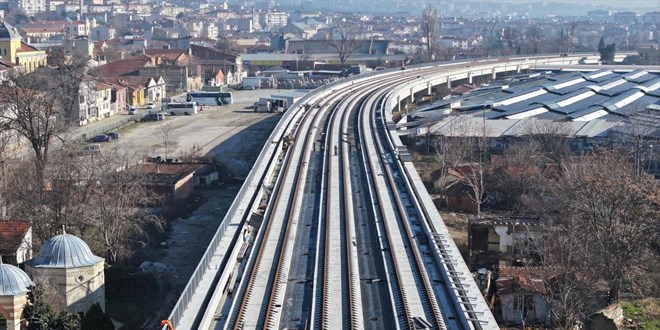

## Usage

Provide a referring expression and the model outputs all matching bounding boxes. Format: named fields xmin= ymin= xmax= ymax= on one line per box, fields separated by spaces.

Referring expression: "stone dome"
xmin=26 ymin=234 xmax=103 ymax=268
xmin=0 ymin=263 xmax=33 ymax=296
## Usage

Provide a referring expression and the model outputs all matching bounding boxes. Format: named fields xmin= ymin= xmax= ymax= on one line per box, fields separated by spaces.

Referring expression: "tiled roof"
xmin=93 ymin=56 xmax=151 ymax=76
xmin=0 ymin=221 xmax=31 ymax=255
xmin=15 ymin=41 xmax=41 ymax=53
xmin=20 ymin=26 xmax=63 ymax=33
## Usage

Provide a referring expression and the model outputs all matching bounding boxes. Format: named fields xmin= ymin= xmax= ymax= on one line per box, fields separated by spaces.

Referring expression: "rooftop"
xmin=0 ymin=221 xmax=31 ymax=256
xmin=26 ymin=233 xmax=103 ymax=269
xmin=0 ymin=263 xmax=33 ymax=296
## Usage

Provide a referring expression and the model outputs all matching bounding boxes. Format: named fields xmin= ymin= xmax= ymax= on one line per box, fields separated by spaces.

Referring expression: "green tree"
xmin=81 ymin=303 xmax=113 ymax=330
xmin=23 ymin=285 xmax=80 ymax=330
xmin=598 ymin=36 xmax=606 ymax=51
xmin=598 ymin=36 xmax=616 ymax=64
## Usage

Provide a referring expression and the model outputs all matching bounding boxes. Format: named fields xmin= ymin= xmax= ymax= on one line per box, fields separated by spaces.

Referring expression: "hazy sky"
xmin=467 ymin=0 xmax=660 ymax=9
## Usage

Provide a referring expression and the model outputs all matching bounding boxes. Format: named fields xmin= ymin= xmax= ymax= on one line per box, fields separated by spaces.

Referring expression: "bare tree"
xmin=0 ymin=71 xmax=68 ymax=179
xmin=328 ymin=22 xmax=362 ymax=64
xmin=0 ymin=63 xmax=87 ymax=179
xmin=522 ymin=120 xmax=573 ymax=170
xmin=6 ymin=146 xmax=97 ymax=242
xmin=156 ymin=122 xmax=178 ymax=159
xmin=180 ymin=142 xmax=204 ymax=162
xmin=525 ymin=24 xmax=545 ymax=55
xmin=421 ymin=5 xmax=438 ymax=62
xmin=501 ymin=27 xmax=522 ymax=55
xmin=532 ymin=153 xmax=659 ymax=304
xmin=487 ymin=139 xmax=545 ymax=211
xmin=433 ymin=116 xmax=489 ymax=215
xmin=85 ymin=149 xmax=164 ymax=263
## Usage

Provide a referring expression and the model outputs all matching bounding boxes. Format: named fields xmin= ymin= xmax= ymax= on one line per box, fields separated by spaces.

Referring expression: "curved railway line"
xmin=164 ymin=55 xmax=607 ymax=330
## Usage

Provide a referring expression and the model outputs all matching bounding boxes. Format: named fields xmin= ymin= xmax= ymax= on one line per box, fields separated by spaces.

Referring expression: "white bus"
xmin=186 ymin=91 xmax=233 ymax=106
xmin=167 ymin=102 xmax=198 ymax=115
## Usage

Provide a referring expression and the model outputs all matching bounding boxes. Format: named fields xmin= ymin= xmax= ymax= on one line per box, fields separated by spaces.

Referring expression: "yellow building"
xmin=0 ymin=20 xmax=48 ymax=73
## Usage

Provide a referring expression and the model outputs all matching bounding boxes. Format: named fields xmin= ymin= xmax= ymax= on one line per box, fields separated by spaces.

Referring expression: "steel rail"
xmin=227 ymin=102 xmax=325 ymax=329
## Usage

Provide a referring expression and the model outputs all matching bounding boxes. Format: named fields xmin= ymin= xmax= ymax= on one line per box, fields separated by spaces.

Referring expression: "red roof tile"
xmin=93 ymin=56 xmax=151 ymax=76
xmin=0 ymin=221 xmax=31 ymax=255
xmin=15 ymin=41 xmax=41 ymax=53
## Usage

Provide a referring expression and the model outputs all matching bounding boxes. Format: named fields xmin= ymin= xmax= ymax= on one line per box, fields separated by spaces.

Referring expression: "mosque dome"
xmin=0 ymin=263 xmax=33 ymax=296
xmin=26 ymin=234 xmax=103 ymax=268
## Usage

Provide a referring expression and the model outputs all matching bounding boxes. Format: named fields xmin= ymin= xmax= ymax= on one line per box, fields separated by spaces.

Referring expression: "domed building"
xmin=25 ymin=233 xmax=105 ymax=314
xmin=0 ymin=262 xmax=33 ymax=330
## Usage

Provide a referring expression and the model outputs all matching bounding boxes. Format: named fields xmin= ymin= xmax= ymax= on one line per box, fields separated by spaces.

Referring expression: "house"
xmin=0 ymin=220 xmax=32 ymax=265
xmin=108 ymin=83 xmax=127 ymax=113
xmin=467 ymin=216 xmax=542 ymax=269
xmin=64 ymin=36 xmax=94 ymax=58
xmin=92 ymin=54 xmax=153 ymax=76
xmin=495 ymin=266 xmax=553 ymax=327
xmin=76 ymin=77 xmax=114 ymax=124
xmin=190 ymin=44 xmax=243 ymax=85
xmin=90 ymin=25 xmax=116 ymax=41
xmin=444 ymin=164 xmax=480 ymax=212
xmin=18 ymin=25 xmax=63 ymax=43
xmin=126 ymin=162 xmax=219 ymax=201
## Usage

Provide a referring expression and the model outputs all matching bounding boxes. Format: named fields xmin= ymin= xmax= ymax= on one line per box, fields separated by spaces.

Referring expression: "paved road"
xmin=100 ymin=89 xmax=287 ymax=177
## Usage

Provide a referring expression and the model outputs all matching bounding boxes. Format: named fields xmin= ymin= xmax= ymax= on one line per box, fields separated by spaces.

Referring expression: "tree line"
xmin=426 ymin=117 xmax=659 ymax=328
xmin=0 ymin=60 xmax=164 ymax=264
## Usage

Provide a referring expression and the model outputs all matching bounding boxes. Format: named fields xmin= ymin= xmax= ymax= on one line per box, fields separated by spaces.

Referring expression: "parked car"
xmin=147 ymin=102 xmax=156 ymax=109
xmin=90 ymin=134 xmax=111 ymax=142
xmin=140 ymin=113 xmax=165 ymax=122
xmin=79 ymin=144 xmax=101 ymax=155
xmin=105 ymin=132 xmax=120 ymax=140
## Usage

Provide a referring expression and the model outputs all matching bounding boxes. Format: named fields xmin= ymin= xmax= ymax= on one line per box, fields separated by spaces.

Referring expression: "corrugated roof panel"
xmin=625 ymin=72 xmax=657 ymax=84
xmin=583 ymin=70 xmax=615 ymax=82
xmin=599 ymin=81 xmax=638 ymax=96
xmin=600 ymin=78 xmax=628 ymax=90
xmin=493 ymin=88 xmax=547 ymax=106
xmin=623 ymin=70 xmax=647 ymax=80
xmin=506 ymin=107 xmax=548 ymax=119
xmin=566 ymin=105 xmax=605 ymax=119
xmin=640 ymin=77 xmax=660 ymax=91
xmin=574 ymin=119 xmax=621 ymax=136
xmin=556 ymin=90 xmax=596 ymax=107
xmin=559 ymin=94 xmax=610 ymax=114
xmin=553 ymin=77 xmax=586 ymax=89
xmin=614 ymin=95 xmax=660 ymax=115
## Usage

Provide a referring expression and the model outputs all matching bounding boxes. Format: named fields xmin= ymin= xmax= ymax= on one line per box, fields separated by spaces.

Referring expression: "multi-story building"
xmin=262 ymin=11 xmax=289 ymax=31
xmin=614 ymin=11 xmax=637 ymax=25
xmin=642 ymin=11 xmax=660 ymax=24
xmin=204 ymin=22 xmax=218 ymax=40
xmin=14 ymin=0 xmax=46 ymax=15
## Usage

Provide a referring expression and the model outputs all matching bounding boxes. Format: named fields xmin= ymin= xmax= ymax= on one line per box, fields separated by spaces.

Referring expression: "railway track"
xmin=176 ymin=56 xmax=603 ymax=330
xmin=219 ymin=65 xmax=485 ymax=330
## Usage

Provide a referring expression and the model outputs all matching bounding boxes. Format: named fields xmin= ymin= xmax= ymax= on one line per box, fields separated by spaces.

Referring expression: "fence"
xmin=77 ymin=115 xmax=140 ymax=141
